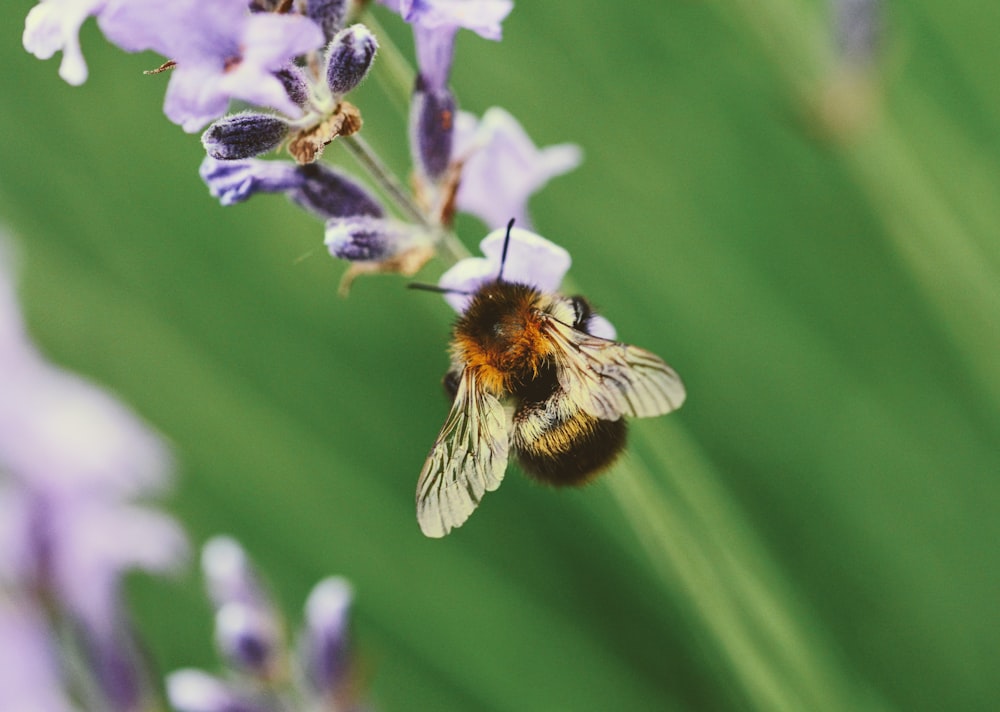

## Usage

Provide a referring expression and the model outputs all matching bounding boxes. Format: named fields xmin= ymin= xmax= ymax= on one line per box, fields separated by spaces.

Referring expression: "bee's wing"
xmin=416 ymin=368 xmax=510 ymax=538
xmin=542 ymin=315 xmax=686 ymax=420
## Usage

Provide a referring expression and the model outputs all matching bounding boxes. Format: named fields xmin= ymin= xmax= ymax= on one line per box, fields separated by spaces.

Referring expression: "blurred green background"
xmin=2 ymin=1 xmax=999 ymax=710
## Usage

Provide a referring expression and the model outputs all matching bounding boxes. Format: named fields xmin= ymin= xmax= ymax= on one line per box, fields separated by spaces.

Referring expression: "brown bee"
xmin=415 ymin=224 xmax=686 ymax=537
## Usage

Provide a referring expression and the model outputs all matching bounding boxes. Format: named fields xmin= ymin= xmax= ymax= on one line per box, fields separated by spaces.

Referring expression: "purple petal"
xmin=199 ymin=156 xmax=305 ymax=206
xmin=0 ymin=600 xmax=74 ymax=712
xmin=438 ymin=227 xmax=571 ymax=312
xmin=23 ymin=0 xmax=107 ymax=86
xmin=53 ymin=500 xmax=187 ymax=631
xmin=99 ymin=0 xmax=246 ymax=57
xmin=0 ymin=363 xmax=170 ymax=498
xmin=412 ymin=24 xmax=456 ymax=90
xmin=242 ymin=12 xmax=324 ymax=68
xmin=455 ymin=107 xmax=582 ymax=230
xmin=163 ymin=65 xmax=233 ymax=133
xmin=392 ymin=0 xmax=513 ymax=40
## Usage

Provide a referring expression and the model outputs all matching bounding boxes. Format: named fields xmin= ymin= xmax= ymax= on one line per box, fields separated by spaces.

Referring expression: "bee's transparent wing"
xmin=542 ymin=315 xmax=686 ymax=421
xmin=416 ymin=369 xmax=510 ymax=538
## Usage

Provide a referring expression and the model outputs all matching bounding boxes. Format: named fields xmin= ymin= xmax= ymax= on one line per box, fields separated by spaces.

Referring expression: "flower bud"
xmin=325 ymin=217 xmax=420 ymax=262
xmin=214 ymin=602 xmax=281 ymax=677
xmin=302 ymin=577 xmax=353 ymax=697
xmin=410 ymin=78 xmax=455 ymax=181
xmin=201 ymin=113 xmax=290 ymax=161
xmin=274 ymin=64 xmax=311 ymax=108
xmin=201 ymin=536 xmax=268 ymax=610
xmin=166 ymin=669 xmax=270 ymax=712
xmin=308 ymin=0 xmax=349 ymax=42
xmin=199 ymin=157 xmax=304 ymax=206
xmin=325 ymin=24 xmax=378 ymax=96
xmin=291 ymin=163 xmax=384 ymax=220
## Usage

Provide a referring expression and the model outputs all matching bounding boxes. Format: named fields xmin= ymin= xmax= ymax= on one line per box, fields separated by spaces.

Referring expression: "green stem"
xmin=341 ymin=134 xmax=428 ymax=226
xmin=362 ymin=9 xmax=417 ymax=112
xmin=608 ymin=422 xmax=890 ymax=712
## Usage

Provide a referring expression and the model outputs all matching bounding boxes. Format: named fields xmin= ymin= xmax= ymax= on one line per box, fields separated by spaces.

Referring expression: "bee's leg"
xmin=443 ymin=369 xmax=461 ymax=401
xmin=568 ymin=295 xmax=594 ymax=330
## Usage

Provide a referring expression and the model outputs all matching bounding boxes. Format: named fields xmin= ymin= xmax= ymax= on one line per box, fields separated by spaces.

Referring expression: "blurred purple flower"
xmin=453 ymin=107 xmax=582 ymax=230
xmin=99 ymin=0 xmax=324 ymax=131
xmin=167 ymin=669 xmax=272 ymax=712
xmin=0 ymin=234 xmax=187 ymax=706
xmin=22 ymin=0 xmax=109 ymax=86
xmin=438 ymin=227 xmax=615 ymax=338
xmin=0 ymin=599 xmax=74 ymax=712
xmin=302 ymin=576 xmax=353 ymax=699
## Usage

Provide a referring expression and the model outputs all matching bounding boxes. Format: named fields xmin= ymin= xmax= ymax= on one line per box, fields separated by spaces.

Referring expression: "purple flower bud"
xmin=201 ymin=536 xmax=269 ymax=611
xmin=302 ymin=577 xmax=353 ymax=697
xmin=166 ymin=669 xmax=272 ymax=712
xmin=274 ymin=64 xmax=311 ymax=108
xmin=214 ymin=602 xmax=281 ymax=676
xmin=308 ymin=0 xmax=349 ymax=42
xmin=325 ymin=217 xmax=421 ymax=261
xmin=325 ymin=24 xmax=378 ymax=96
xmin=200 ymin=157 xmax=305 ymax=206
xmin=291 ymin=163 xmax=385 ymax=219
xmin=202 ymin=113 xmax=290 ymax=161
xmin=410 ymin=78 xmax=456 ymax=180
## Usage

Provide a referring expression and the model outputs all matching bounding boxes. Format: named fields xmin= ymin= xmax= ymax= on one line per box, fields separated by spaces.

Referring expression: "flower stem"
xmin=340 ymin=134 xmax=427 ymax=226
xmin=606 ymin=422 xmax=890 ymax=711
xmin=361 ymin=9 xmax=416 ymax=113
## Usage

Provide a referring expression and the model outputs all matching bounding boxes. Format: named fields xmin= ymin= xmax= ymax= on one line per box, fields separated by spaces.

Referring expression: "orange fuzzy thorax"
xmin=451 ymin=281 xmax=556 ymax=395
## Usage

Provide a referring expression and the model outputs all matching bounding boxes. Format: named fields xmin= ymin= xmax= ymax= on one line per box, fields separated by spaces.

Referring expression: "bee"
xmin=414 ymin=223 xmax=686 ymax=537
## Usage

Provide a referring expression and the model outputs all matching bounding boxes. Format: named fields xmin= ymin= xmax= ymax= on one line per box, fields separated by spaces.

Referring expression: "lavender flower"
xmin=0 ymin=599 xmax=75 ymax=712
xmin=0 ymin=233 xmax=187 ymax=709
xmin=98 ymin=0 xmax=325 ymax=131
xmin=22 ymin=0 xmax=109 ymax=86
xmin=453 ymin=107 xmax=583 ymax=230
xmin=214 ymin=602 xmax=281 ymax=676
xmin=325 ymin=24 xmax=379 ymax=95
xmin=325 ymin=216 xmax=429 ymax=262
xmin=167 ymin=669 xmax=272 ymax=712
xmin=302 ymin=577 xmax=353 ymax=700
xmin=170 ymin=539 xmax=366 ymax=711
xmin=381 ymin=0 xmax=512 ymax=181
xmin=438 ymin=227 xmax=616 ymax=338
xmin=202 ymin=113 xmax=291 ymax=161
xmin=380 ymin=0 xmax=514 ymax=88
xmin=201 ymin=536 xmax=271 ymax=611
xmin=200 ymin=157 xmax=384 ymax=219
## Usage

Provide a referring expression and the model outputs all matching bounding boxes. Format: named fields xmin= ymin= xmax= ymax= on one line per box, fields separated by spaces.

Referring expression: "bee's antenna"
xmin=497 ymin=218 xmax=516 ymax=283
xmin=407 ymin=282 xmax=472 ymax=296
